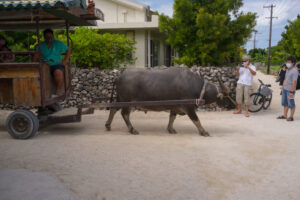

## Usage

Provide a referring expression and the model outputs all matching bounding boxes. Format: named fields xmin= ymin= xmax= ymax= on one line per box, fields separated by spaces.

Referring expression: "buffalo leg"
xmin=105 ymin=108 xmax=119 ymax=131
xmin=121 ymin=107 xmax=139 ymax=135
xmin=167 ymin=112 xmax=177 ymax=134
xmin=187 ymin=109 xmax=209 ymax=136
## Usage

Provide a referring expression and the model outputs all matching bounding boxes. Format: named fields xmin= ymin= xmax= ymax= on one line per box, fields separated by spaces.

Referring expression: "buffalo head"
xmin=216 ymin=76 xmax=237 ymax=109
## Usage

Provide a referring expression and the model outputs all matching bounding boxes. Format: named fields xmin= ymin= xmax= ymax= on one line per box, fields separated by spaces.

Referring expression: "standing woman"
xmin=278 ymin=64 xmax=287 ymax=95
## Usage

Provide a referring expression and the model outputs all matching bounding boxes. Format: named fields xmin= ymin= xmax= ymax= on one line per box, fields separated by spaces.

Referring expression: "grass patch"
xmin=261 ymin=65 xmax=281 ymax=72
xmin=270 ymin=65 xmax=281 ymax=71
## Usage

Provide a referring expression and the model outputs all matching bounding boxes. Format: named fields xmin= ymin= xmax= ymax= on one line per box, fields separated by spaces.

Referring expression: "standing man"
xmin=33 ymin=29 xmax=71 ymax=97
xmin=277 ymin=57 xmax=299 ymax=121
xmin=233 ymin=55 xmax=256 ymax=117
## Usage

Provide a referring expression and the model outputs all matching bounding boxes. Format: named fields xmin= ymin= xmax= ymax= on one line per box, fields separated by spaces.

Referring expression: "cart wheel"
xmin=5 ymin=110 xmax=39 ymax=139
xmin=24 ymin=110 xmax=40 ymax=134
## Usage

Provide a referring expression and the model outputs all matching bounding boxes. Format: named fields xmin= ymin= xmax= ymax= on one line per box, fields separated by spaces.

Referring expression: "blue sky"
xmin=135 ymin=0 xmax=300 ymax=51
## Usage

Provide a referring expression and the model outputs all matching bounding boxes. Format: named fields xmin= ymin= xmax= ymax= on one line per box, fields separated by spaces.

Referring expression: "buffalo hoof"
xmin=130 ymin=128 xmax=139 ymax=135
xmin=105 ymin=124 xmax=111 ymax=131
xmin=167 ymin=128 xmax=177 ymax=134
xmin=200 ymin=131 xmax=210 ymax=137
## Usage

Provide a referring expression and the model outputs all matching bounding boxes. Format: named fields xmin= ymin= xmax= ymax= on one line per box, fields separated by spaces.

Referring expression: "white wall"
xmin=94 ymin=0 xmax=147 ymax=24
xmin=130 ymin=30 xmax=146 ymax=68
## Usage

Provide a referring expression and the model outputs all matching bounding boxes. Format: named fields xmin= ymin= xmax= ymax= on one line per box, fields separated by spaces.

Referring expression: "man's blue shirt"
xmin=35 ymin=40 xmax=69 ymax=66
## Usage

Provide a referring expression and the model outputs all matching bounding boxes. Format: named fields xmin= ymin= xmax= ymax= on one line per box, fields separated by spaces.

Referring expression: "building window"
xmin=151 ymin=40 xmax=159 ymax=67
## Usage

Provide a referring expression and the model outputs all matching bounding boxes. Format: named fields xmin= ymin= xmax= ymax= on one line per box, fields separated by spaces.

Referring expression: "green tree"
xmin=159 ymin=0 xmax=256 ymax=66
xmin=248 ymin=48 xmax=267 ymax=63
xmin=279 ymin=15 xmax=300 ymax=60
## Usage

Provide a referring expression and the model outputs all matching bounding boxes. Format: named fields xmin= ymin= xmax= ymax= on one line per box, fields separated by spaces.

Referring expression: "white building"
xmin=94 ymin=0 xmax=176 ymax=68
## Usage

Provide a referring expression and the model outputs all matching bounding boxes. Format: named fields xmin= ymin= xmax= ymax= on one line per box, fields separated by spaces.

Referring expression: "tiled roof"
xmin=0 ymin=0 xmax=85 ymax=10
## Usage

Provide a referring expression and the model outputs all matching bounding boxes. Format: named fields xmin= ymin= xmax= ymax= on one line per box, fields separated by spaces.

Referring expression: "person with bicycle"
xmin=233 ymin=55 xmax=256 ymax=117
xmin=277 ymin=57 xmax=299 ymax=121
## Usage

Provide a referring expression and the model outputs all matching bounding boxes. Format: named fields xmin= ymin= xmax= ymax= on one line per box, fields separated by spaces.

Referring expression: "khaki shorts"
xmin=236 ymin=83 xmax=252 ymax=105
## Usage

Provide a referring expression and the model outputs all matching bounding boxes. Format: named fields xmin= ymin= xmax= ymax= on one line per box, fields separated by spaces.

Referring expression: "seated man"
xmin=33 ymin=29 xmax=71 ymax=97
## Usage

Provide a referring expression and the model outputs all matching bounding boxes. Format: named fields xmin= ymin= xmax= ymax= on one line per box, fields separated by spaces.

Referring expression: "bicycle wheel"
xmin=249 ymin=93 xmax=264 ymax=113
xmin=263 ymin=93 xmax=272 ymax=110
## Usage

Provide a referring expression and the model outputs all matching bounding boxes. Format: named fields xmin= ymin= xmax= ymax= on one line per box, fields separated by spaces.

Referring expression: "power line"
xmin=263 ymin=4 xmax=278 ymax=74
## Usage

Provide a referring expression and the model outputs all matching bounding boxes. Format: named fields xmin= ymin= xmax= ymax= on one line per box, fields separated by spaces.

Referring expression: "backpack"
xmin=297 ymin=75 xmax=300 ymax=90
xmin=297 ymin=65 xmax=300 ymax=90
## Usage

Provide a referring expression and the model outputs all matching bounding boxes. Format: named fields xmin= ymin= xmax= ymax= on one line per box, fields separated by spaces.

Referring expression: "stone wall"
xmin=62 ymin=68 xmax=122 ymax=108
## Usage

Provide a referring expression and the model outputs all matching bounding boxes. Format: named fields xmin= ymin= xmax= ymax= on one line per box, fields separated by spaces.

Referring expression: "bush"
xmin=57 ymin=27 xmax=136 ymax=69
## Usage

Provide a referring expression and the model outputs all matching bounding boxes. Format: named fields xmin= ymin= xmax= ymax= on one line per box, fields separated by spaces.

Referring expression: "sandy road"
xmin=0 ymin=71 xmax=300 ymax=200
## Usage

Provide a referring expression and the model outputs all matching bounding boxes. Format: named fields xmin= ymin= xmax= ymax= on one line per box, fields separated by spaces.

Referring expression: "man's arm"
xmin=235 ymin=65 xmax=240 ymax=77
xmin=62 ymin=48 xmax=71 ymax=66
xmin=245 ymin=65 xmax=256 ymax=75
xmin=281 ymin=79 xmax=286 ymax=91
xmin=290 ymin=80 xmax=297 ymax=92
xmin=289 ymin=80 xmax=297 ymax=98
xmin=289 ymin=71 xmax=298 ymax=97
xmin=248 ymin=67 xmax=256 ymax=75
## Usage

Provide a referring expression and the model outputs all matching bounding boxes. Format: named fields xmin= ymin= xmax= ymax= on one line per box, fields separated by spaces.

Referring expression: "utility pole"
xmin=264 ymin=4 xmax=278 ymax=74
xmin=254 ymin=31 xmax=257 ymax=49
xmin=252 ymin=30 xmax=260 ymax=50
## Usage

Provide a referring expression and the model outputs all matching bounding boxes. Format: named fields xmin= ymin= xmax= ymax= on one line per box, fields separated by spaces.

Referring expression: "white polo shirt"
xmin=237 ymin=64 xmax=256 ymax=86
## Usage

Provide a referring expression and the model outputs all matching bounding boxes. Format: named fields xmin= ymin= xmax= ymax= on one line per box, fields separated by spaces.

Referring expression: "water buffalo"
xmin=105 ymin=67 xmax=234 ymax=136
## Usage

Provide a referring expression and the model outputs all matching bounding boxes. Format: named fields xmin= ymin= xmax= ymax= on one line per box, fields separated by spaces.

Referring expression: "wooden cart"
xmin=0 ymin=0 xmax=104 ymax=139
xmin=0 ymin=0 xmax=205 ymax=140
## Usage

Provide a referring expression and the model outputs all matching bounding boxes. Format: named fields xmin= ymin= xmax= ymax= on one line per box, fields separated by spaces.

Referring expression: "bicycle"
xmin=249 ymin=79 xmax=273 ymax=113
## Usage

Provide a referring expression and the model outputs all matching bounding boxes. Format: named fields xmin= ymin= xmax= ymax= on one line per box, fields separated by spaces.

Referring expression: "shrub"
xmin=57 ymin=27 xmax=136 ymax=69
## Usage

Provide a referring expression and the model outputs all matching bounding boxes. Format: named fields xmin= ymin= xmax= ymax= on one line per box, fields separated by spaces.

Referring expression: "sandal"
xmin=287 ymin=117 xmax=294 ymax=121
xmin=277 ymin=115 xmax=286 ymax=119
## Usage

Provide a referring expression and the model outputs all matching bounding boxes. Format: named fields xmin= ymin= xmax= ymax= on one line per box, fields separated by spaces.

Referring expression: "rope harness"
xmin=196 ymin=80 xmax=207 ymax=106
xmin=224 ymin=94 xmax=237 ymax=106
xmin=195 ymin=80 xmax=237 ymax=107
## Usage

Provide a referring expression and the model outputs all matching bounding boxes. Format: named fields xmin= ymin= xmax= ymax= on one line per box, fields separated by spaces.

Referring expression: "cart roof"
xmin=0 ymin=0 xmax=104 ymax=30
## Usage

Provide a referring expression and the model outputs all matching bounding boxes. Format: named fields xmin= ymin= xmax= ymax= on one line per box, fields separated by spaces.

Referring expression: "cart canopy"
xmin=0 ymin=0 xmax=104 ymax=30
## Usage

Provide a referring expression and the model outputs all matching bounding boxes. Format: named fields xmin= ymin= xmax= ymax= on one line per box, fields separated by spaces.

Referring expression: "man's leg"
xmin=281 ymin=90 xmax=289 ymax=118
xmin=290 ymin=108 xmax=296 ymax=118
xmin=244 ymin=85 xmax=251 ymax=117
xmin=53 ymin=69 xmax=64 ymax=94
xmin=234 ymin=104 xmax=242 ymax=114
xmin=234 ymin=84 xmax=243 ymax=114
xmin=288 ymin=94 xmax=296 ymax=119
xmin=284 ymin=106 xmax=289 ymax=118
xmin=245 ymin=105 xmax=250 ymax=117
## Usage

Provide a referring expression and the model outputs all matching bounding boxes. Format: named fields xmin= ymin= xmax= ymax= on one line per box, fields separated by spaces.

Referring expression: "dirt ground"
xmin=1 ymin=71 xmax=300 ymax=200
